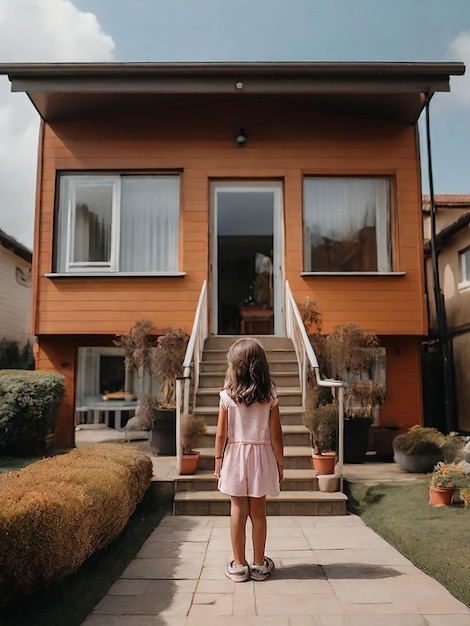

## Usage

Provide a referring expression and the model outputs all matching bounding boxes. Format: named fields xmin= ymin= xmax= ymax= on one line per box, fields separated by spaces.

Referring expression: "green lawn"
xmin=345 ymin=479 xmax=470 ymax=608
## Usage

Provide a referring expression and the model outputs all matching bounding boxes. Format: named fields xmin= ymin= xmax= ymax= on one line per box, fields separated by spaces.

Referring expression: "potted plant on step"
xmin=303 ymin=397 xmax=338 ymax=474
xmin=180 ymin=413 xmax=207 ymax=475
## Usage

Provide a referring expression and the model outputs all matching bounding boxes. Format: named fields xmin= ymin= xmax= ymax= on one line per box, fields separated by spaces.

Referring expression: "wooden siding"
xmin=39 ymin=332 xmax=423 ymax=449
xmin=33 ymin=100 xmax=428 ymax=447
xmin=35 ymin=335 xmax=116 ymax=448
xmin=0 ymin=245 xmax=32 ymax=344
xmin=34 ymin=100 xmax=426 ymax=338
xmin=380 ymin=336 xmax=423 ymax=434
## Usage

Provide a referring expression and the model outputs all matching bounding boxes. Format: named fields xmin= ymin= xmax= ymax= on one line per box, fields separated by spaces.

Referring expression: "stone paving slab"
xmin=82 ymin=514 xmax=470 ymax=625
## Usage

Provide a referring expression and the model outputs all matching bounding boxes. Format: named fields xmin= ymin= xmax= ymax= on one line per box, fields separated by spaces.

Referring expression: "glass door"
xmin=210 ymin=181 xmax=284 ymax=335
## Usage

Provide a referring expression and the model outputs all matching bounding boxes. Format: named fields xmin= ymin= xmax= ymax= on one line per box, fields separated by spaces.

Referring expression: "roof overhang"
xmin=0 ymin=229 xmax=32 ymax=263
xmin=0 ymin=61 xmax=465 ymax=124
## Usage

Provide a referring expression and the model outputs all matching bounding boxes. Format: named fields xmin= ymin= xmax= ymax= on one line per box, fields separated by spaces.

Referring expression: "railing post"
xmin=285 ymin=280 xmax=345 ymax=492
xmin=177 ymin=280 xmax=208 ymax=475
xmin=338 ymin=385 xmax=345 ymax=492
xmin=176 ymin=378 xmax=182 ymax=474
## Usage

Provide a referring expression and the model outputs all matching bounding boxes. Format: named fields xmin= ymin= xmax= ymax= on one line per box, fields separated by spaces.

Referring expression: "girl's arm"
xmin=214 ymin=403 xmax=228 ymax=479
xmin=269 ymin=403 xmax=284 ymax=481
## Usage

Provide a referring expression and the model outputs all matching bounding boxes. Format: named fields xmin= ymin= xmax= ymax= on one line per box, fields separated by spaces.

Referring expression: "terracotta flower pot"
xmin=429 ymin=485 xmax=454 ymax=506
xmin=312 ymin=452 xmax=336 ymax=475
xmin=179 ymin=452 xmax=200 ymax=475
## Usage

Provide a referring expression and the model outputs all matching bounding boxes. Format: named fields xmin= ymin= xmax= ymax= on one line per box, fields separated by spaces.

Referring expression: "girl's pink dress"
xmin=218 ymin=389 xmax=281 ymax=498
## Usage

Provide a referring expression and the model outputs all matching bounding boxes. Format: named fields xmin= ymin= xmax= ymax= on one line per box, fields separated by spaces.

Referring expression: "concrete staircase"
xmin=173 ymin=336 xmax=347 ymax=515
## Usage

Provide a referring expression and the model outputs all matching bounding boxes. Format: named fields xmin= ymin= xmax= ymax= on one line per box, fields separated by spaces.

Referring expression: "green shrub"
xmin=0 ymin=370 xmax=65 ymax=456
xmin=0 ymin=443 xmax=153 ymax=607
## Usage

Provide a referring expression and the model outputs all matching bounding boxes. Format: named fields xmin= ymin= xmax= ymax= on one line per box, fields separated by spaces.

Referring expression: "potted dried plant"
xmin=115 ymin=321 xmax=189 ymax=456
xmin=392 ymin=425 xmax=464 ymax=473
xmin=326 ymin=323 xmax=386 ymax=463
xmin=180 ymin=413 xmax=207 ymax=475
xmin=150 ymin=327 xmax=188 ymax=455
xmin=303 ymin=395 xmax=338 ymax=474
xmin=300 ymin=302 xmax=387 ymax=465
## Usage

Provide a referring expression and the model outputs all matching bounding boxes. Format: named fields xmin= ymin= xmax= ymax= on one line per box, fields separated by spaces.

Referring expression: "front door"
xmin=210 ymin=181 xmax=283 ymax=335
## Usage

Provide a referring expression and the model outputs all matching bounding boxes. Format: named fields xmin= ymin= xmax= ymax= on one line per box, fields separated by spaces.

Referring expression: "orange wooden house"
xmin=0 ymin=61 xmax=464 ymax=449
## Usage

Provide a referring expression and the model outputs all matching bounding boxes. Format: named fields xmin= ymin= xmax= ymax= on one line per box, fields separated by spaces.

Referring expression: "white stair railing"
xmin=285 ymin=281 xmax=345 ymax=488
xmin=176 ymin=280 xmax=208 ymax=473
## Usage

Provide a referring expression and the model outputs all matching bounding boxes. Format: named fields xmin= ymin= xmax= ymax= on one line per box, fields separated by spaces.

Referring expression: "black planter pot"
xmin=343 ymin=417 xmax=373 ymax=464
xmin=151 ymin=407 xmax=176 ymax=456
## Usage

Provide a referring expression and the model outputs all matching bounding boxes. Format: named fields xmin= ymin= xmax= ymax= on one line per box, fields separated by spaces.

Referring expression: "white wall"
xmin=0 ymin=245 xmax=32 ymax=345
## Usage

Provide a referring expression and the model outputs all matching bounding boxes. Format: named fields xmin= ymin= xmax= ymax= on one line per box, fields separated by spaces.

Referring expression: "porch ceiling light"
xmin=236 ymin=128 xmax=247 ymax=147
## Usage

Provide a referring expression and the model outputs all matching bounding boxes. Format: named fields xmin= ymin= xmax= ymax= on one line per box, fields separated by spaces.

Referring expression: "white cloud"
xmin=449 ymin=30 xmax=470 ymax=107
xmin=0 ymin=0 xmax=115 ymax=247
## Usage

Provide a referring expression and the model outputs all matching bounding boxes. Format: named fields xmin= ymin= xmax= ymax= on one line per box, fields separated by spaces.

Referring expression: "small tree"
xmin=152 ymin=328 xmax=189 ymax=407
xmin=114 ymin=319 xmax=156 ymax=396
xmin=115 ymin=321 xmax=189 ymax=408
xmin=181 ymin=413 xmax=207 ymax=454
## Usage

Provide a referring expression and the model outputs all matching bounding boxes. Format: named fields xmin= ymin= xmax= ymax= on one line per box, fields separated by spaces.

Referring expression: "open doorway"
xmin=210 ymin=182 xmax=283 ymax=335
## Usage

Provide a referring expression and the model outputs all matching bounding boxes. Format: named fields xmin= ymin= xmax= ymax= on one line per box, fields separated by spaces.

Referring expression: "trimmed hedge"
xmin=0 ymin=370 xmax=65 ymax=456
xmin=0 ymin=444 xmax=153 ymax=607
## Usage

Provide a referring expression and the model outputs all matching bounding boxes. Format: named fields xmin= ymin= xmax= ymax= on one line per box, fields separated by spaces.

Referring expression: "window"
xmin=56 ymin=174 xmax=180 ymax=273
xmin=459 ymin=248 xmax=470 ymax=289
xmin=76 ymin=347 xmax=161 ymax=406
xmin=303 ymin=177 xmax=393 ymax=273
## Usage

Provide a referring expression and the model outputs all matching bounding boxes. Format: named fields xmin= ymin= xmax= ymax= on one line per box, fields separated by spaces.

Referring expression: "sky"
xmin=1 ymin=0 xmax=470 ymax=249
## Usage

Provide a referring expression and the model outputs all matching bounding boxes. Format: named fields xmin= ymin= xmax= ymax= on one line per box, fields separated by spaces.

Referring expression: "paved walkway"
xmin=77 ymin=428 xmax=470 ymax=624
xmin=82 ymin=513 xmax=470 ymax=625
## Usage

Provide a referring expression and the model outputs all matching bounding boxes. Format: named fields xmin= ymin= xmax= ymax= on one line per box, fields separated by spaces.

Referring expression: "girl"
xmin=214 ymin=337 xmax=284 ymax=582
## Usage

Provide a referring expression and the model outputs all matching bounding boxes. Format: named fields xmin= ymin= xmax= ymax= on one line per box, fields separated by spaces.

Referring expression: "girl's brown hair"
xmin=225 ymin=337 xmax=276 ymax=405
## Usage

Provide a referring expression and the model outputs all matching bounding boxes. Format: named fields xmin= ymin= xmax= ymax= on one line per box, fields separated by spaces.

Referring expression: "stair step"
xmin=197 ymin=446 xmax=314 ymax=471
xmin=173 ymin=490 xmax=348 ymax=516
xmin=171 ymin=335 xmax=344 ymax=516
xmin=198 ymin=371 xmax=300 ymax=388
xmin=200 ymin=359 xmax=299 ymax=374
xmin=202 ymin=349 xmax=297 ymax=362
xmin=201 ymin=424 xmax=311 ymax=447
xmin=175 ymin=468 xmax=320 ymax=492
xmin=196 ymin=387 xmax=302 ymax=408
xmin=195 ymin=405 xmax=306 ymax=427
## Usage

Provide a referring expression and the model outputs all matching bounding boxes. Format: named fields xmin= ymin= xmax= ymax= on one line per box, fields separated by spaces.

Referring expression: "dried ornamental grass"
xmin=0 ymin=444 xmax=153 ymax=607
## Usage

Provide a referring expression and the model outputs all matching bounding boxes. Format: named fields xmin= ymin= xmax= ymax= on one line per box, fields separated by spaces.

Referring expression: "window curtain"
xmin=120 ymin=176 xmax=180 ymax=272
xmin=303 ymin=178 xmax=391 ymax=272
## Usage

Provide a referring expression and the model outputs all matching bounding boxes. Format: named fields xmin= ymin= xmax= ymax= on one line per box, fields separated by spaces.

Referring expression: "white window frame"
xmin=63 ymin=176 xmax=120 ymax=272
xmin=56 ymin=173 xmax=182 ymax=276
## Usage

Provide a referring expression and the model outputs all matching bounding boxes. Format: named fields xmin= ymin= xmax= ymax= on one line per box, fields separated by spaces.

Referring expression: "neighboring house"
xmin=0 ymin=228 xmax=32 ymax=347
xmin=423 ymin=195 xmax=470 ymax=433
xmin=0 ymin=61 xmax=464 ymax=449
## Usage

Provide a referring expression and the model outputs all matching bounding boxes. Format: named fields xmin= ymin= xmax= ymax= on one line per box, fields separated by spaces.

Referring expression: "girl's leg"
xmin=230 ymin=496 xmax=249 ymax=565
xmin=248 ymin=496 xmax=267 ymax=565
